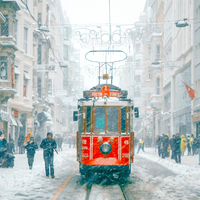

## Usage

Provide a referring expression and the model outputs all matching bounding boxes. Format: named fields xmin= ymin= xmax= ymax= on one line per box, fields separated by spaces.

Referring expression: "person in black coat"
xmin=156 ymin=135 xmax=162 ymax=157
xmin=161 ymin=134 xmax=169 ymax=159
xmin=40 ymin=132 xmax=57 ymax=178
xmin=7 ymin=139 xmax=15 ymax=154
xmin=170 ymin=135 xmax=176 ymax=160
xmin=25 ymin=137 xmax=38 ymax=169
xmin=18 ymin=135 xmax=25 ymax=154
xmin=0 ymin=132 xmax=7 ymax=163
xmin=56 ymin=135 xmax=63 ymax=151
xmin=174 ymin=133 xmax=181 ymax=163
xmin=35 ymin=134 xmax=42 ymax=150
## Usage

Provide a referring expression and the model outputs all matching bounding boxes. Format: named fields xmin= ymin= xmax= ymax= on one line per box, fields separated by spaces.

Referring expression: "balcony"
xmin=150 ymin=94 xmax=162 ymax=110
xmin=0 ymin=36 xmax=18 ymax=51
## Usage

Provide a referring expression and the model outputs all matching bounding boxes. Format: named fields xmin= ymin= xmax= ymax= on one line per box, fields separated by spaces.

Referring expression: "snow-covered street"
xmin=1 ymin=146 xmax=200 ymax=200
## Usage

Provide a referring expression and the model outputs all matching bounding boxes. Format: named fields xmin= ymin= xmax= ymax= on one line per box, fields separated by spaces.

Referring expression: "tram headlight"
xmin=100 ymin=142 xmax=112 ymax=155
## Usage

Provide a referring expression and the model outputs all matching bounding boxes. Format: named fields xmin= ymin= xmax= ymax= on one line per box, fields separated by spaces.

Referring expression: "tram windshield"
xmin=95 ymin=108 xmax=105 ymax=132
xmin=107 ymin=108 xmax=118 ymax=132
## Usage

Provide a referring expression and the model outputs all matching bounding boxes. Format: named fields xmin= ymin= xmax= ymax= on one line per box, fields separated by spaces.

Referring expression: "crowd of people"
xmin=0 ymin=131 xmax=69 ymax=178
xmin=155 ymin=134 xmax=200 ymax=164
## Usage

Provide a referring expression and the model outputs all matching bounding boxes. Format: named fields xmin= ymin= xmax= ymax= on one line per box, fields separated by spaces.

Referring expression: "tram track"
xmin=85 ymin=182 xmax=133 ymax=200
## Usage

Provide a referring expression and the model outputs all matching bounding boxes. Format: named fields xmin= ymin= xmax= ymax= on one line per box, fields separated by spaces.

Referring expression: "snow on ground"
xmin=135 ymin=148 xmax=200 ymax=200
xmin=0 ymin=144 xmax=77 ymax=200
xmin=137 ymin=148 xmax=200 ymax=175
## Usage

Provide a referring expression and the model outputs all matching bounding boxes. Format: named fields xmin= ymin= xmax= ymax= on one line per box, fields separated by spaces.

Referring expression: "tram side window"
xmin=86 ymin=107 xmax=91 ymax=132
xmin=121 ymin=107 xmax=126 ymax=133
xmin=78 ymin=108 xmax=82 ymax=133
xmin=95 ymin=108 xmax=105 ymax=132
xmin=107 ymin=108 xmax=118 ymax=132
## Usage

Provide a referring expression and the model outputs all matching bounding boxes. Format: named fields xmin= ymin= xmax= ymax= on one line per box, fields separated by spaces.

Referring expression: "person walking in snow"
xmin=24 ymin=132 xmax=32 ymax=146
xmin=0 ymin=132 xmax=7 ymax=163
xmin=7 ymin=138 xmax=15 ymax=154
xmin=180 ymin=135 xmax=187 ymax=156
xmin=40 ymin=132 xmax=57 ymax=178
xmin=161 ymin=134 xmax=169 ymax=159
xmin=25 ymin=137 xmax=38 ymax=169
xmin=196 ymin=135 xmax=200 ymax=165
xmin=18 ymin=135 xmax=25 ymax=154
xmin=170 ymin=134 xmax=176 ymax=160
xmin=156 ymin=135 xmax=162 ymax=157
xmin=187 ymin=135 xmax=191 ymax=155
xmin=137 ymin=138 xmax=144 ymax=153
xmin=174 ymin=133 xmax=181 ymax=163
xmin=190 ymin=134 xmax=195 ymax=156
xmin=56 ymin=135 xmax=63 ymax=151
xmin=35 ymin=133 xmax=42 ymax=150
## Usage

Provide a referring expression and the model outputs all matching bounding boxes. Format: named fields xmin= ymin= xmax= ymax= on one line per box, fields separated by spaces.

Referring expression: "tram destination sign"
xmin=90 ymin=85 xmax=120 ymax=97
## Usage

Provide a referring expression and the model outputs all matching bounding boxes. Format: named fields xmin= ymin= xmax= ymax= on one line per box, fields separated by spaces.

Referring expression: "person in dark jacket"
xmin=162 ymin=134 xmax=169 ymax=159
xmin=56 ymin=135 xmax=63 ymax=151
xmin=156 ymin=135 xmax=162 ymax=157
xmin=35 ymin=134 xmax=42 ymax=150
xmin=174 ymin=133 xmax=181 ymax=163
xmin=25 ymin=137 xmax=38 ymax=169
xmin=40 ymin=132 xmax=57 ymax=178
xmin=7 ymin=139 xmax=15 ymax=154
xmin=18 ymin=135 xmax=25 ymax=154
xmin=0 ymin=132 xmax=7 ymax=162
xmin=170 ymin=135 xmax=176 ymax=160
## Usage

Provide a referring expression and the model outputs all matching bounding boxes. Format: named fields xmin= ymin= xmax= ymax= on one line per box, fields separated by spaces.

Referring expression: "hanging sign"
xmin=90 ymin=85 xmax=120 ymax=97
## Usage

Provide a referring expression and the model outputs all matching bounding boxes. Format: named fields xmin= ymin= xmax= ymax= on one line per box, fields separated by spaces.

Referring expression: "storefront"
xmin=192 ymin=113 xmax=200 ymax=137
xmin=10 ymin=109 xmax=23 ymax=147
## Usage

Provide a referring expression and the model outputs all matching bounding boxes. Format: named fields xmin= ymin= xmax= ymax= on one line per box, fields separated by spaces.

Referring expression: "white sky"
xmin=60 ymin=0 xmax=146 ymax=89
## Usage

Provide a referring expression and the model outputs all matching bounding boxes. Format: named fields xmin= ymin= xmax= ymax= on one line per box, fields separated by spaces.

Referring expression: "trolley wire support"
xmin=85 ymin=182 xmax=92 ymax=200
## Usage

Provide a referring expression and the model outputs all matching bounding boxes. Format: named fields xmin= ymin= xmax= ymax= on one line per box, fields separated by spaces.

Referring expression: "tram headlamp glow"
xmin=100 ymin=142 xmax=112 ymax=155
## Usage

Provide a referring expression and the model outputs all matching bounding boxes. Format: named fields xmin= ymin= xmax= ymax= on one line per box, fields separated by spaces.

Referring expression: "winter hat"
xmin=28 ymin=132 xmax=32 ymax=135
xmin=47 ymin=132 xmax=53 ymax=137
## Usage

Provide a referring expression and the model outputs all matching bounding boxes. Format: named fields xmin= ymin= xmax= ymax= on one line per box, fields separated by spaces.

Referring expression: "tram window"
xmin=86 ymin=107 xmax=91 ymax=132
xmin=95 ymin=108 xmax=105 ymax=132
xmin=78 ymin=108 xmax=82 ymax=133
xmin=121 ymin=107 xmax=126 ymax=133
xmin=107 ymin=108 xmax=118 ymax=132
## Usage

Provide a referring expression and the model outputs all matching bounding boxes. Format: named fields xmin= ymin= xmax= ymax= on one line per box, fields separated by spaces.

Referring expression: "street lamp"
xmin=175 ymin=19 xmax=188 ymax=28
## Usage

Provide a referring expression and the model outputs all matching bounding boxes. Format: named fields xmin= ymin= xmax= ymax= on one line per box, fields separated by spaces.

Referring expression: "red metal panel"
xmin=92 ymin=136 xmax=119 ymax=160
xmin=81 ymin=136 xmax=91 ymax=164
xmin=121 ymin=136 xmax=130 ymax=165
xmin=81 ymin=135 xmax=130 ymax=166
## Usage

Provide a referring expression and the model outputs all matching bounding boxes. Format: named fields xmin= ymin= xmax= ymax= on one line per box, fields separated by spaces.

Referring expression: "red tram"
xmin=73 ymin=50 xmax=139 ymax=177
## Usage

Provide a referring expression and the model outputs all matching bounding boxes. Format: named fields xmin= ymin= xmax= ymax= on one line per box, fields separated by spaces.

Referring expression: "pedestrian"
xmin=18 ymin=135 xmax=25 ymax=154
xmin=180 ymin=135 xmax=187 ymax=156
xmin=7 ymin=138 xmax=15 ymax=154
xmin=24 ymin=132 xmax=32 ymax=146
xmin=40 ymin=132 xmax=57 ymax=178
xmin=193 ymin=137 xmax=198 ymax=155
xmin=24 ymin=137 xmax=38 ymax=170
xmin=196 ymin=135 xmax=200 ymax=165
xmin=56 ymin=135 xmax=63 ymax=151
xmin=190 ymin=134 xmax=195 ymax=155
xmin=0 ymin=132 xmax=7 ymax=163
xmin=187 ymin=135 xmax=191 ymax=155
xmin=137 ymin=138 xmax=144 ymax=153
xmin=35 ymin=133 xmax=42 ymax=150
xmin=156 ymin=135 xmax=162 ymax=157
xmin=162 ymin=134 xmax=169 ymax=159
xmin=174 ymin=133 xmax=181 ymax=163
xmin=166 ymin=133 xmax=170 ymax=157
xmin=170 ymin=135 xmax=176 ymax=160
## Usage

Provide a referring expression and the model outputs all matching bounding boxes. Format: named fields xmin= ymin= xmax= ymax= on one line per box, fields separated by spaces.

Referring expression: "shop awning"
xmin=16 ymin=118 xmax=23 ymax=127
xmin=10 ymin=115 xmax=17 ymax=126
